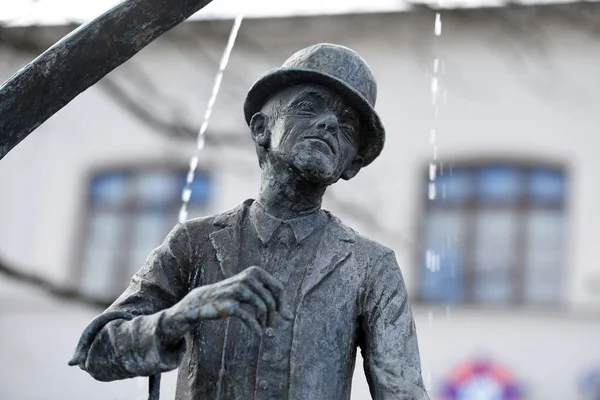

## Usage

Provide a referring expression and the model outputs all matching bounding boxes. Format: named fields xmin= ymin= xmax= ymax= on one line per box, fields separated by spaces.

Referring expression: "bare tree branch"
xmin=0 ymin=257 xmax=111 ymax=309
xmin=98 ymin=77 xmax=248 ymax=146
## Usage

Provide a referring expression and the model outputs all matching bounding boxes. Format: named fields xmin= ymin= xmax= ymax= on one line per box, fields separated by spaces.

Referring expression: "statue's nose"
xmin=317 ymin=114 xmax=339 ymax=133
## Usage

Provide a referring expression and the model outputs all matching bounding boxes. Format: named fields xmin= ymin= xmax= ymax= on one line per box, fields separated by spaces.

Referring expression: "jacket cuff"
xmin=68 ymin=311 xmax=135 ymax=368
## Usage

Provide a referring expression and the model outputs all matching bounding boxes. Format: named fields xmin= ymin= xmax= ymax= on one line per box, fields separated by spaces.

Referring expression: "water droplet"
xmin=434 ymin=13 xmax=442 ymax=36
xmin=196 ymin=135 xmax=205 ymax=150
xmin=433 ymin=58 xmax=439 ymax=73
xmin=431 ymin=77 xmax=438 ymax=93
xmin=186 ymin=170 xmax=195 ymax=184
xmin=427 ymin=250 xmax=441 ymax=271
xmin=430 ymin=128 xmax=436 ymax=144
xmin=429 ymin=162 xmax=437 ymax=181
xmin=190 ymin=156 xmax=199 ymax=171
xmin=431 ymin=77 xmax=439 ymax=105
xmin=178 ymin=206 xmax=188 ymax=223
xmin=182 ymin=188 xmax=192 ymax=202
xmin=428 ymin=183 xmax=437 ymax=200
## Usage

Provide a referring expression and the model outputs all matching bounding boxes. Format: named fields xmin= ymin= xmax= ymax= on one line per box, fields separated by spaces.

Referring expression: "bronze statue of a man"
xmin=69 ymin=43 xmax=430 ymax=400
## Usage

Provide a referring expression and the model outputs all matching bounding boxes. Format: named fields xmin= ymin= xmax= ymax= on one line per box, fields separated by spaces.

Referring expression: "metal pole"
xmin=0 ymin=0 xmax=215 ymax=160
xmin=149 ymin=374 xmax=161 ymax=400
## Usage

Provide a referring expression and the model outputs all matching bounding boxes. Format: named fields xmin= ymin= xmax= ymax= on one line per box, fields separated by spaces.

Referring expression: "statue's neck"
xmin=256 ymin=161 xmax=326 ymax=220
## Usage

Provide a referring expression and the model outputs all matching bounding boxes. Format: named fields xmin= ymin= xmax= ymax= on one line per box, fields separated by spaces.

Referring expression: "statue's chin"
xmin=292 ymin=151 xmax=336 ymax=184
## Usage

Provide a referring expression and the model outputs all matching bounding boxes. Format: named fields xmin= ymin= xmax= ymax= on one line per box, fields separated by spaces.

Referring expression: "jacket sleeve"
xmin=69 ymin=223 xmax=194 ymax=381
xmin=358 ymin=250 xmax=430 ymax=400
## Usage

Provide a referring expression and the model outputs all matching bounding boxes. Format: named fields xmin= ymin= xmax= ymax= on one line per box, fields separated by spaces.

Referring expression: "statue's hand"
xmin=163 ymin=266 xmax=293 ymax=340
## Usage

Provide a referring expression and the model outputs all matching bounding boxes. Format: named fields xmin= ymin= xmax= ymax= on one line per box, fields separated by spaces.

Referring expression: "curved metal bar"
xmin=0 ymin=0 xmax=215 ymax=160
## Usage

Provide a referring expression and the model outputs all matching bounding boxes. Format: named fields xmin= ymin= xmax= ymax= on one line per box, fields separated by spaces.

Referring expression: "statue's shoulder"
xmin=324 ymin=210 xmax=393 ymax=260
xmin=182 ymin=199 xmax=253 ymax=236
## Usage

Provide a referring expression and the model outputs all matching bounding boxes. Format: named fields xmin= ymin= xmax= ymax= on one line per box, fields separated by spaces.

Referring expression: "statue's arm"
xmin=358 ymin=251 xmax=430 ymax=400
xmin=70 ymin=221 xmax=290 ymax=382
xmin=69 ymin=223 xmax=193 ymax=381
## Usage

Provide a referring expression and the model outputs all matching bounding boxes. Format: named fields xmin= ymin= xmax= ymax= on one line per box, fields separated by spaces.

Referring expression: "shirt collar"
xmin=249 ymin=201 xmax=328 ymax=245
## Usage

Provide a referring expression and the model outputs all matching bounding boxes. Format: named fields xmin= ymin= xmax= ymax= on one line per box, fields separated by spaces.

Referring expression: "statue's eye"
xmin=340 ymin=124 xmax=356 ymax=142
xmin=293 ymin=101 xmax=316 ymax=114
xmin=339 ymin=109 xmax=358 ymax=141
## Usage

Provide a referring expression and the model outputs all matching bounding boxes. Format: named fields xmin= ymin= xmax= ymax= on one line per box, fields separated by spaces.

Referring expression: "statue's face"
xmin=259 ymin=84 xmax=362 ymax=184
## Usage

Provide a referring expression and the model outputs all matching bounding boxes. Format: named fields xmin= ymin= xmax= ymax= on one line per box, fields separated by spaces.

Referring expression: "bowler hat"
xmin=244 ymin=43 xmax=385 ymax=167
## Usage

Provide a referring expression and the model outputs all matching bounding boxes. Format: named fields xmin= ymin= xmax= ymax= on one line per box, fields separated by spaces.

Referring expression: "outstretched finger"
xmin=253 ymin=269 xmax=293 ymax=320
xmin=247 ymin=277 xmax=278 ymax=326
xmin=230 ymin=304 xmax=263 ymax=335
xmin=234 ymin=284 xmax=268 ymax=329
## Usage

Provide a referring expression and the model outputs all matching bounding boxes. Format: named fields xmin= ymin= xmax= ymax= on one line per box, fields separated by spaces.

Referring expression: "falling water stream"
xmin=428 ymin=10 xmax=443 ymax=202
xmin=425 ymin=7 xmax=445 ymax=393
xmin=179 ymin=15 xmax=245 ymax=224
xmin=136 ymin=14 xmax=244 ymax=400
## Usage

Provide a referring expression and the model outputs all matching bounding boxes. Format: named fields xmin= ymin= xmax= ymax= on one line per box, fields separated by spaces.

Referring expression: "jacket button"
xmin=265 ymin=328 xmax=275 ymax=337
xmin=262 ymin=352 xmax=272 ymax=361
xmin=259 ymin=380 xmax=269 ymax=390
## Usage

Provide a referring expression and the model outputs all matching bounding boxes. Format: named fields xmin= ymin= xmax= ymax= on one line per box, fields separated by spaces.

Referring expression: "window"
xmin=418 ymin=163 xmax=567 ymax=306
xmin=78 ymin=167 xmax=212 ymax=301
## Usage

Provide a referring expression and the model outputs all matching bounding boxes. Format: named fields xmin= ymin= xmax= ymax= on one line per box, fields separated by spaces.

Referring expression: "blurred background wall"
xmin=1 ymin=3 xmax=600 ymax=400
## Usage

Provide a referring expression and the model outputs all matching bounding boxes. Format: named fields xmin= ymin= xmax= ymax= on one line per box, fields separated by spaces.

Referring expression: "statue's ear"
xmin=249 ymin=112 xmax=270 ymax=149
xmin=341 ymin=155 xmax=363 ymax=181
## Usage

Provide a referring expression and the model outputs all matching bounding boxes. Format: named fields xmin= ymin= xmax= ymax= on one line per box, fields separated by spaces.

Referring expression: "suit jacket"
xmin=71 ymin=199 xmax=429 ymax=399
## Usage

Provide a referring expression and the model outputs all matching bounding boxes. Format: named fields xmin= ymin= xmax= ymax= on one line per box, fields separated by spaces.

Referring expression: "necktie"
xmin=267 ymin=223 xmax=296 ymax=285
xmin=273 ymin=223 xmax=296 ymax=250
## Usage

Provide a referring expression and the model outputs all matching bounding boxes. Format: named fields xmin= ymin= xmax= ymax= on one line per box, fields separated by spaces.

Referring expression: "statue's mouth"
xmin=303 ymin=136 xmax=336 ymax=155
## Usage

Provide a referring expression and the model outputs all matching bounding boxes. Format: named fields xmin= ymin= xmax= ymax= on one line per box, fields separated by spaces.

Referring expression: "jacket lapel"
xmin=208 ymin=200 xmax=251 ymax=278
xmin=300 ymin=216 xmax=356 ymax=298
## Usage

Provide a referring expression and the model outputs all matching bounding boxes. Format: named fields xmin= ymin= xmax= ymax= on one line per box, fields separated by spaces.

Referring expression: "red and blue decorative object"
xmin=440 ymin=359 xmax=521 ymax=400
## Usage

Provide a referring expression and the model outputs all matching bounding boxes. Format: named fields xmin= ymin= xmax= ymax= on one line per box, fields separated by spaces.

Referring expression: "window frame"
xmin=71 ymin=162 xmax=214 ymax=301
xmin=414 ymin=158 xmax=569 ymax=308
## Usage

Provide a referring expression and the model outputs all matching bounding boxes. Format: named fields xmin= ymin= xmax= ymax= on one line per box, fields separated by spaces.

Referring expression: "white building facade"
xmin=1 ymin=6 xmax=599 ymax=400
